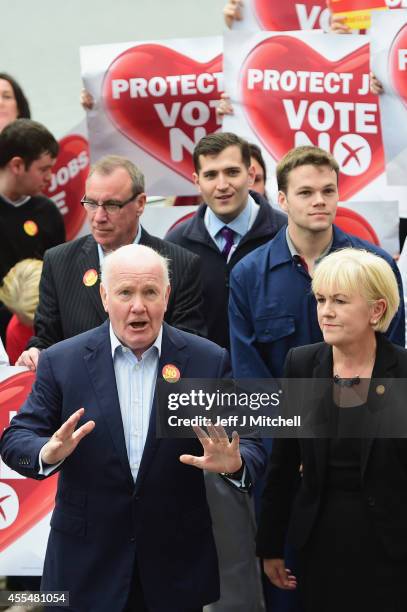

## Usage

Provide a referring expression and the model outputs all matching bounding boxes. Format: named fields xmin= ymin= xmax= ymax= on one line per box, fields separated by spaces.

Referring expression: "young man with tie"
xmin=166 ymin=132 xmax=286 ymax=350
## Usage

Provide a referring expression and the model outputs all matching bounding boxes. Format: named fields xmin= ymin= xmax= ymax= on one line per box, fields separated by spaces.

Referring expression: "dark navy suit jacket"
xmin=1 ymin=321 xmax=265 ymax=612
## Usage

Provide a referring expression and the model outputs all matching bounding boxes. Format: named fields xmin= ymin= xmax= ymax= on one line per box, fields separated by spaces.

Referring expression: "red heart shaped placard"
xmin=0 ymin=372 xmax=57 ymax=552
xmin=45 ymin=135 xmax=90 ymax=241
xmin=389 ymin=23 xmax=407 ymax=108
xmin=241 ymin=37 xmax=384 ymax=200
xmin=254 ymin=0 xmax=328 ymax=30
xmin=103 ymin=44 xmax=223 ymax=183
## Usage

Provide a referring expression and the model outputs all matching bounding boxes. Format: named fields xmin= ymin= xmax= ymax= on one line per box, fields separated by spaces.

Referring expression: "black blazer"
xmin=28 ymin=227 xmax=207 ymax=350
xmin=256 ymin=334 xmax=407 ymax=561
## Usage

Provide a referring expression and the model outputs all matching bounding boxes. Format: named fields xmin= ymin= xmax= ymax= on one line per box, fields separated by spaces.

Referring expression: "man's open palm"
xmin=41 ymin=408 xmax=95 ymax=465
xmin=180 ymin=423 xmax=242 ymax=474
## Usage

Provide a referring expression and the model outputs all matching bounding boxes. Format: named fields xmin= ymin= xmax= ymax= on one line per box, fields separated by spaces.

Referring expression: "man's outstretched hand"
xmin=41 ymin=408 xmax=95 ymax=465
xmin=180 ymin=423 xmax=242 ymax=474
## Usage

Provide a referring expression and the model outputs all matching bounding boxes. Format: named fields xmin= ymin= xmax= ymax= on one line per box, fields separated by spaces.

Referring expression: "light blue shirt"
xmin=39 ymin=325 xmax=248 ymax=487
xmin=97 ymin=224 xmax=142 ymax=264
xmin=204 ymin=194 xmax=259 ymax=261
xmin=39 ymin=323 xmax=162 ymax=480
xmin=110 ymin=324 xmax=162 ymax=482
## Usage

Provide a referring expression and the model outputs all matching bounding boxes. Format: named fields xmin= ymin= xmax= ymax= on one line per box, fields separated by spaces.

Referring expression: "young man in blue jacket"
xmin=229 ymin=144 xmax=405 ymax=612
xmin=230 ymin=145 xmax=405 ymax=380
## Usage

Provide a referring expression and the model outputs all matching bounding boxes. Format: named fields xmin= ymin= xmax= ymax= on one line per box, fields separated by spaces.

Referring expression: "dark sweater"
xmin=0 ymin=194 xmax=66 ymax=281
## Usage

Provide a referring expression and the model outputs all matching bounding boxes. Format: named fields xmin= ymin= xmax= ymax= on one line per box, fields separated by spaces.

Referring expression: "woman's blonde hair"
xmin=0 ymin=258 xmax=43 ymax=324
xmin=312 ymin=248 xmax=400 ymax=333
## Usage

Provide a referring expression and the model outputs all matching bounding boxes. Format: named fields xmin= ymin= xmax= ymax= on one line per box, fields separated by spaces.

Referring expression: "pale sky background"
xmin=2 ymin=0 xmax=225 ymax=137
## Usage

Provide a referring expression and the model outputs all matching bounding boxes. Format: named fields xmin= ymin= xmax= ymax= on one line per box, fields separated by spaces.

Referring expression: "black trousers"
xmin=124 ymin=561 xmax=202 ymax=612
xmin=298 ymin=486 xmax=407 ymax=612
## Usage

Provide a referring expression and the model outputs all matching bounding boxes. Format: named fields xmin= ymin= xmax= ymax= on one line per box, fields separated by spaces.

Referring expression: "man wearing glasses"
xmin=17 ymin=155 xmax=205 ymax=370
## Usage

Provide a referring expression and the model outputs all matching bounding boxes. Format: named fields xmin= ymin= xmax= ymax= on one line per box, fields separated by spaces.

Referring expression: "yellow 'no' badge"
xmin=162 ymin=364 xmax=180 ymax=383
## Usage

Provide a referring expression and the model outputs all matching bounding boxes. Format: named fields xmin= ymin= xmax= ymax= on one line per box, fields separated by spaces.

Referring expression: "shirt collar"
xmin=204 ymin=194 xmax=257 ymax=240
xmin=97 ymin=224 xmax=142 ymax=265
xmin=0 ymin=193 xmax=31 ymax=207
xmin=109 ymin=322 xmax=163 ymax=361
xmin=285 ymin=226 xmax=333 ymax=264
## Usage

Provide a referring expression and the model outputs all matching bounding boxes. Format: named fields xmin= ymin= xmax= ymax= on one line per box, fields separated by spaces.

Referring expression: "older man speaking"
xmin=17 ymin=155 xmax=205 ymax=370
xmin=1 ymin=244 xmax=265 ymax=612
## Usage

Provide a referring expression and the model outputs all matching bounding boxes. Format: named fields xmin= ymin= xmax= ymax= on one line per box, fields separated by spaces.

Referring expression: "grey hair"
xmin=100 ymin=244 xmax=170 ymax=289
xmin=88 ymin=155 xmax=145 ymax=195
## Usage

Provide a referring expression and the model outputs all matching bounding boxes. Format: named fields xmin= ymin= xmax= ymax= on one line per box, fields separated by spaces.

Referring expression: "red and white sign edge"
xmin=0 ymin=367 xmax=49 ymax=575
xmin=223 ymin=29 xmax=407 ymax=217
xmin=80 ymin=37 xmax=223 ymax=196
xmin=371 ymin=10 xmax=407 ymax=187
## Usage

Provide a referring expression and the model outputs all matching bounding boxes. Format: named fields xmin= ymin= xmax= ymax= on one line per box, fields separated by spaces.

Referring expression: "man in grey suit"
xmin=17 ymin=155 xmax=205 ymax=370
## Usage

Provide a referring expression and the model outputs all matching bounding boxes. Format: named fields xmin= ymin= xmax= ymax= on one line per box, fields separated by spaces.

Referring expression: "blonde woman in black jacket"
xmin=257 ymin=248 xmax=407 ymax=612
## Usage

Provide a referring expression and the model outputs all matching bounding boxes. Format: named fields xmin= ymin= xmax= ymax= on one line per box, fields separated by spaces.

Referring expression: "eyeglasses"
xmin=80 ymin=193 xmax=139 ymax=215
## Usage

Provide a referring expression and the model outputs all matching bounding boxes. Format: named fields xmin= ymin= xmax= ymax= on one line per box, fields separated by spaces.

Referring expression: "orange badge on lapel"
xmin=83 ymin=268 xmax=98 ymax=287
xmin=162 ymin=364 xmax=181 ymax=383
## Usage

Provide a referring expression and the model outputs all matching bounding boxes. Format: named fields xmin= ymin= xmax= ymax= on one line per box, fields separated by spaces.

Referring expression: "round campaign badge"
xmin=162 ymin=364 xmax=180 ymax=383
xmin=375 ymin=384 xmax=385 ymax=396
xmin=23 ymin=220 xmax=38 ymax=237
xmin=83 ymin=268 xmax=98 ymax=287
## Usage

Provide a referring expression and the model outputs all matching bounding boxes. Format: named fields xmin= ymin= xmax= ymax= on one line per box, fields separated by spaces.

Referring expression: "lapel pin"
xmin=23 ymin=220 xmax=38 ymax=236
xmin=83 ymin=268 xmax=98 ymax=287
xmin=162 ymin=364 xmax=180 ymax=383
xmin=376 ymin=384 xmax=385 ymax=395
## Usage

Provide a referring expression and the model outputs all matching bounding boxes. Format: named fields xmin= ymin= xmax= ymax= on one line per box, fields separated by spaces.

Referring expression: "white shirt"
xmin=204 ymin=194 xmax=260 ymax=262
xmin=110 ymin=324 xmax=162 ymax=481
xmin=39 ymin=324 xmax=162 ymax=478
xmin=0 ymin=338 xmax=9 ymax=365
